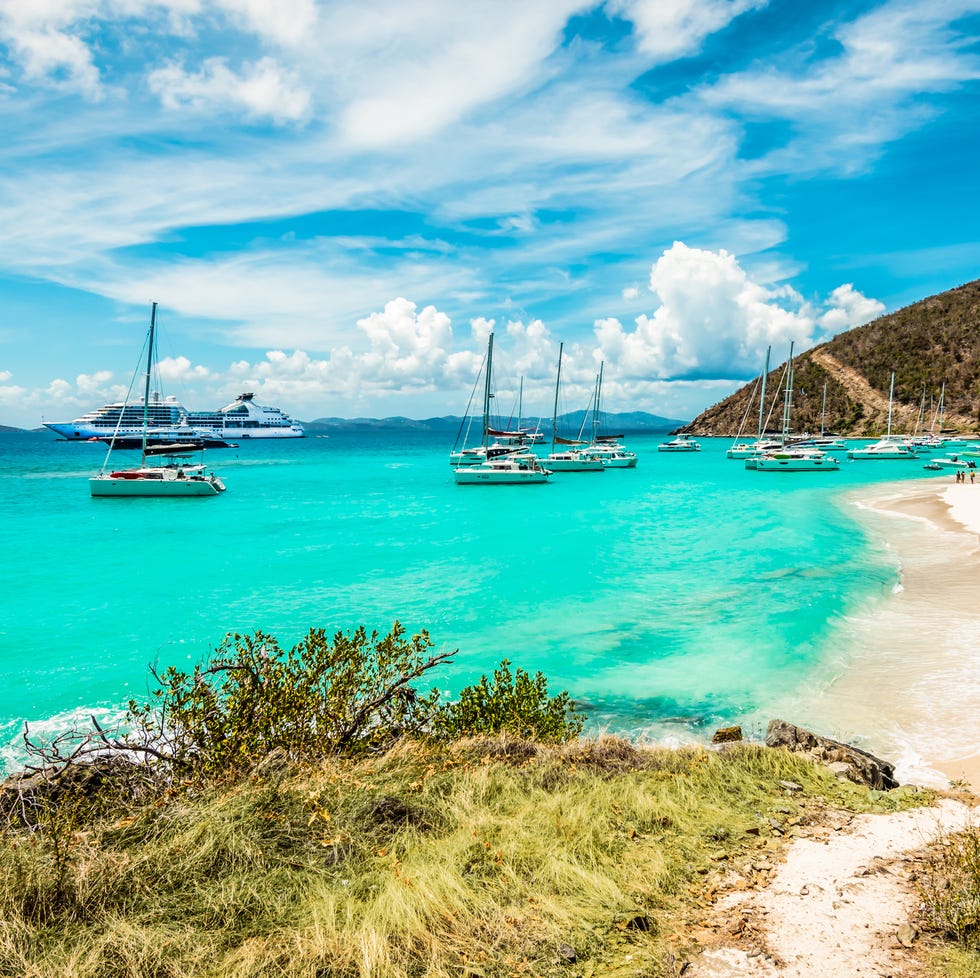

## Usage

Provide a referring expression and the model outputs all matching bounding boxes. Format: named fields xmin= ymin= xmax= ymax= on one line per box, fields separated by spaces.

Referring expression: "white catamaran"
xmin=543 ymin=342 xmax=604 ymax=472
xmin=452 ymin=333 xmax=551 ymax=485
xmin=750 ymin=343 xmax=840 ymax=472
xmin=89 ymin=303 xmax=226 ymax=497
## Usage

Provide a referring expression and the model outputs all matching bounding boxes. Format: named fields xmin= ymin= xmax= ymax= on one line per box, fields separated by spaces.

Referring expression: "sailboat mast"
xmin=757 ymin=346 xmax=771 ymax=440
xmin=141 ymin=301 xmax=158 ymax=463
xmin=593 ymin=361 xmax=604 ymax=444
xmin=820 ymin=383 xmax=827 ymax=437
xmin=518 ymin=376 xmax=523 ymax=435
xmin=780 ymin=342 xmax=794 ymax=447
xmin=886 ymin=372 xmax=895 ymax=438
xmin=482 ymin=332 xmax=494 ymax=449
xmin=551 ymin=342 xmax=563 ymax=453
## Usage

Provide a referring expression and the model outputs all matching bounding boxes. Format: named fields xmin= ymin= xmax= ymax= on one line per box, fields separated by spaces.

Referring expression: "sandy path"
xmin=689 ymin=799 xmax=975 ymax=977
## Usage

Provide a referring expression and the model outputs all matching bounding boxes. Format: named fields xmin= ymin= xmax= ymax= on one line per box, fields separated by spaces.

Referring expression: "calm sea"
xmin=0 ymin=430 xmax=951 ymax=772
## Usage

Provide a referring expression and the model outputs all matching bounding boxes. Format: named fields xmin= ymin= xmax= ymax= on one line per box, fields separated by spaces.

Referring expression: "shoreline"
xmin=812 ymin=476 xmax=980 ymax=791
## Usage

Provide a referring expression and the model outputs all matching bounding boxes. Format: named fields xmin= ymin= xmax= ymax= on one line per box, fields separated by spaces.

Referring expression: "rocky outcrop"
xmin=765 ymin=719 xmax=899 ymax=790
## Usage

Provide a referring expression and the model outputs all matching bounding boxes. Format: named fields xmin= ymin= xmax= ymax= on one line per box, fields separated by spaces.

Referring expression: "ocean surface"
xmin=0 ymin=429 xmax=956 ymax=774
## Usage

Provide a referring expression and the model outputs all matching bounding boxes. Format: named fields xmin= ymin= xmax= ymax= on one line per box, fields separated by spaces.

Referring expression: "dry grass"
xmin=0 ymin=737 xmax=930 ymax=978
xmin=919 ymin=819 xmax=980 ymax=978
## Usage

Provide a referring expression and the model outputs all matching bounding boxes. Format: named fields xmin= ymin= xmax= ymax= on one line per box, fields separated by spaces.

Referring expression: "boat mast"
xmin=886 ymin=371 xmax=895 ymax=438
xmin=757 ymin=346 xmax=771 ymax=440
xmin=593 ymin=361 xmax=604 ymax=444
xmin=518 ymin=376 xmax=524 ymax=436
xmin=551 ymin=342 xmax=563 ymax=453
xmin=820 ymin=383 xmax=827 ymax=437
xmin=141 ymin=301 xmax=158 ymax=465
xmin=780 ymin=342 xmax=794 ymax=447
xmin=482 ymin=332 xmax=494 ymax=449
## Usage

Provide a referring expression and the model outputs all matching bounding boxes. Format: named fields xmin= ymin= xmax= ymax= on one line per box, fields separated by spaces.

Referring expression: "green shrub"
xmin=126 ymin=622 xmax=452 ymax=776
xmin=432 ymin=659 xmax=585 ymax=742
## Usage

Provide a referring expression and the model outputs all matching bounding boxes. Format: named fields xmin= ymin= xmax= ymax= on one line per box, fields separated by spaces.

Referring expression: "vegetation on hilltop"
xmin=684 ymin=279 xmax=980 ymax=437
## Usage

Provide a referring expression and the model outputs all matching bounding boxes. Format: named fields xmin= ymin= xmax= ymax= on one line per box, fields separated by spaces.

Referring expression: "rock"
xmin=712 ymin=725 xmax=743 ymax=744
xmin=778 ymin=780 xmax=803 ymax=792
xmin=0 ymin=754 xmax=140 ymax=824
xmin=897 ymin=923 xmax=918 ymax=947
xmin=765 ymin=719 xmax=899 ymax=790
xmin=558 ymin=942 xmax=577 ymax=963
xmin=613 ymin=912 xmax=654 ymax=932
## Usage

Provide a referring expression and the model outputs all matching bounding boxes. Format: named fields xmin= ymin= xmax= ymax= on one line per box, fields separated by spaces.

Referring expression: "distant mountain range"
xmin=682 ymin=278 xmax=980 ymax=438
xmin=6 ymin=412 xmax=687 ymax=436
xmin=302 ymin=411 xmax=687 ymax=434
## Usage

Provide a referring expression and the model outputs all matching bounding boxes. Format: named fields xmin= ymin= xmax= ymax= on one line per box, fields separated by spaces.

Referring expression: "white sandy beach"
xmin=688 ymin=479 xmax=980 ymax=978
xmin=797 ymin=477 xmax=980 ymax=792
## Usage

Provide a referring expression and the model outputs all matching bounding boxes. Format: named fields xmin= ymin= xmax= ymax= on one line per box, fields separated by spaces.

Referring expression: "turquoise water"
xmin=0 ymin=431 xmax=947 ymax=770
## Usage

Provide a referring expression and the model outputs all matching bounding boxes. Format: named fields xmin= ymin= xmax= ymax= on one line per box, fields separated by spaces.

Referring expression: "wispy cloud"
xmin=148 ymin=57 xmax=312 ymax=123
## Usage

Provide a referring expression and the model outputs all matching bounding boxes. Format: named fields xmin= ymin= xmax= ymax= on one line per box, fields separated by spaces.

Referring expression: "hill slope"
xmin=683 ymin=279 xmax=980 ymax=438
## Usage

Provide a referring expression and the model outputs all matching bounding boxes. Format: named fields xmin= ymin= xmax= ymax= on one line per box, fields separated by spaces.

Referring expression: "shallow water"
xmin=0 ymin=429 xmax=960 ymax=773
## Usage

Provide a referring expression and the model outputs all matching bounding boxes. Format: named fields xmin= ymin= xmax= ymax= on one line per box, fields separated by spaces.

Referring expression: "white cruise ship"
xmin=45 ymin=392 xmax=305 ymax=442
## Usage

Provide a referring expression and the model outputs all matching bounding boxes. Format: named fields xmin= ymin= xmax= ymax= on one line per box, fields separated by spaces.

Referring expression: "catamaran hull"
xmin=453 ymin=468 xmax=549 ymax=485
xmin=752 ymin=456 xmax=840 ymax=471
xmin=544 ymin=457 xmax=605 ymax=471
xmin=90 ymin=476 xmax=225 ymax=497
xmin=846 ymin=449 xmax=917 ymax=460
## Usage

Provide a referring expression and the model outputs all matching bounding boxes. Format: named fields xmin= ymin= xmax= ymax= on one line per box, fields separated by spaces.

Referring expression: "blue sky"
xmin=1 ymin=0 xmax=979 ymax=428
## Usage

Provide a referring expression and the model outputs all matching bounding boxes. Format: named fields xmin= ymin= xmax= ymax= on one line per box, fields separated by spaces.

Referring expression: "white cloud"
xmin=698 ymin=0 xmax=980 ymax=174
xmin=215 ymin=0 xmax=317 ymax=48
xmin=355 ymin=298 xmax=454 ymax=387
xmin=0 ymin=370 xmax=11 ymax=382
xmin=329 ymin=0 xmax=589 ymax=147
xmin=158 ymin=355 xmax=211 ymax=382
xmin=817 ymin=283 xmax=885 ymax=339
xmin=148 ymin=56 xmax=312 ymax=123
xmin=5 ymin=27 xmax=102 ymax=98
xmin=592 ymin=242 xmax=883 ymax=381
xmin=608 ymin=0 xmax=767 ymax=62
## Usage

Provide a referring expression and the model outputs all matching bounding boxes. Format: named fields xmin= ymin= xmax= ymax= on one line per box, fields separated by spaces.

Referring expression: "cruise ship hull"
xmin=46 ymin=392 xmax=305 ymax=442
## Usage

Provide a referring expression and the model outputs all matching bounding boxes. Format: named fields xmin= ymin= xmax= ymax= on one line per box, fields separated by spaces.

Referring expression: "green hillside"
xmin=684 ymin=279 xmax=980 ymax=438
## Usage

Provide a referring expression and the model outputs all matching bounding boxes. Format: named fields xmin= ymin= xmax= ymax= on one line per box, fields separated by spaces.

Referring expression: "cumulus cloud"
xmin=817 ymin=284 xmax=886 ymax=338
xmin=608 ymin=0 xmax=767 ymax=61
xmin=593 ymin=242 xmax=883 ymax=381
xmin=4 ymin=26 xmax=102 ymax=98
xmin=215 ymin=0 xmax=318 ymax=47
xmin=148 ymin=56 xmax=312 ymax=123
xmin=158 ymin=355 xmax=211 ymax=383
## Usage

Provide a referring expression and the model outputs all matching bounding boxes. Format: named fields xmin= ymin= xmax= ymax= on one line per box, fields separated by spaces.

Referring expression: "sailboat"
xmin=452 ymin=332 xmax=551 ymax=485
xmin=846 ymin=373 xmax=918 ymax=460
xmin=750 ymin=343 xmax=840 ymax=471
xmin=581 ymin=363 xmax=637 ymax=467
xmin=89 ymin=303 xmax=226 ymax=497
xmin=790 ymin=382 xmax=846 ymax=450
xmin=728 ymin=346 xmax=781 ymax=460
xmin=543 ymin=343 xmax=604 ymax=472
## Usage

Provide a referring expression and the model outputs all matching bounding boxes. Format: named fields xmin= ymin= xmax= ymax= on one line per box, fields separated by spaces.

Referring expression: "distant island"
xmin=301 ymin=410 xmax=688 ymax=435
